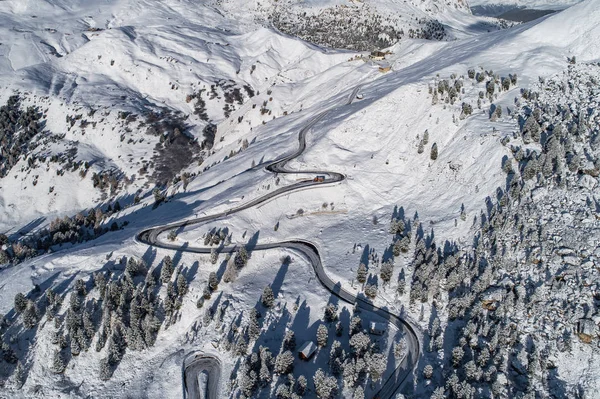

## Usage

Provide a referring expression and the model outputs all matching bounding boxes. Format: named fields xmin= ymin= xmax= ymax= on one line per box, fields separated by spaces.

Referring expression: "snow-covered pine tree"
xmin=313 ymin=368 xmax=338 ymax=399
xmin=323 ymin=303 xmax=338 ymax=322
xmin=176 ymin=274 xmax=188 ymax=296
xmin=356 ymin=263 xmax=367 ymax=284
xmin=353 ymin=386 xmax=365 ymax=399
xmin=349 ymin=315 xmax=362 ymax=336
xmin=295 ymin=375 xmax=307 ymax=395
xmin=261 ymin=285 xmax=275 ymax=308
xmin=14 ymin=293 xmax=27 ymax=313
xmin=430 ymin=143 xmax=438 ymax=160
xmin=160 ymin=255 xmax=174 ymax=284
xmin=208 ymin=271 xmax=218 ymax=291
xmin=317 ymin=324 xmax=329 ymax=347
xmin=380 ymin=261 xmax=393 ymax=284
xmin=283 ymin=330 xmax=296 ymax=351
xmin=274 ymin=350 xmax=294 ymax=375
xmin=51 ymin=350 xmax=66 ymax=374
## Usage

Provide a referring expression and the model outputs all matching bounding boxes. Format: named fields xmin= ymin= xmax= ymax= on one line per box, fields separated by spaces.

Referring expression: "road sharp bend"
xmin=136 ymin=85 xmax=421 ymax=399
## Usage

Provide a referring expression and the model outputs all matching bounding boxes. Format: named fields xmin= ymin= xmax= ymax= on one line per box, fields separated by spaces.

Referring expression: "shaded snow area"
xmin=1 ymin=0 xmax=600 ymax=398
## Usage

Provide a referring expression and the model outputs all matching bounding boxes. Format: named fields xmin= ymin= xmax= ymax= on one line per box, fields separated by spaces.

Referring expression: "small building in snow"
xmin=369 ymin=321 xmax=387 ymax=336
xmin=379 ymin=66 xmax=392 ymax=73
xmin=369 ymin=50 xmax=386 ymax=60
xmin=298 ymin=341 xmax=317 ymax=360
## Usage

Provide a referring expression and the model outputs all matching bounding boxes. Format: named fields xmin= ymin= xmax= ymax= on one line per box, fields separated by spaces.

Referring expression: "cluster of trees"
xmin=232 ymin=295 xmax=390 ymax=398
xmin=0 ymin=95 xmax=44 ymax=178
xmin=270 ymin=5 xmax=407 ymax=51
xmin=5 ymin=254 xmax=195 ymax=383
xmin=91 ymin=169 xmax=121 ymax=194
xmin=397 ymin=64 xmax=600 ymax=397
xmin=413 ymin=19 xmax=446 ymax=41
xmin=203 ymin=227 xmax=230 ymax=246
xmin=222 ymin=246 xmax=250 ymax=283
xmin=143 ymin=108 xmax=202 ymax=186
xmin=0 ymin=203 xmax=125 ymax=265
xmin=430 ymin=75 xmax=463 ymax=106
xmin=431 ymin=68 xmax=518 ymax=119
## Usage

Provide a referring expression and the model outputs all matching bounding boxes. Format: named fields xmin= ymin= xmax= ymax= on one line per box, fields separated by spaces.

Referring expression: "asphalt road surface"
xmin=183 ymin=354 xmax=221 ymax=399
xmin=137 ymin=85 xmax=420 ymax=399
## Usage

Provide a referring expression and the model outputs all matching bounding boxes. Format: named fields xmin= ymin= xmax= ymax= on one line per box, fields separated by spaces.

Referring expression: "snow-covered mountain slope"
xmin=218 ymin=0 xmax=512 ymax=49
xmin=469 ymin=0 xmax=582 ymax=9
xmin=1 ymin=0 xmax=600 ymax=397
xmin=0 ymin=0 xmax=361 ymax=232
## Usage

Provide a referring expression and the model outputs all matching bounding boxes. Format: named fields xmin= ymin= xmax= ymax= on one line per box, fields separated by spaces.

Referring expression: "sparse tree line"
xmin=422 ymin=68 xmax=520 ymax=163
xmin=0 ymin=202 xmax=127 ymax=265
xmin=430 ymin=68 xmax=517 ymax=118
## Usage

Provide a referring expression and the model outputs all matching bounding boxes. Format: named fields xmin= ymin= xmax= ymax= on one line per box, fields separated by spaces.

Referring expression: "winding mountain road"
xmin=136 ymin=86 xmax=420 ymax=399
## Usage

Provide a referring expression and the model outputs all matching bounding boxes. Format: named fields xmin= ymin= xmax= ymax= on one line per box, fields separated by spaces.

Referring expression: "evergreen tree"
xmin=296 ymin=375 xmax=307 ymax=395
xmin=210 ymin=248 xmax=218 ymax=265
xmin=22 ymin=301 xmax=38 ymax=329
xmin=317 ymin=324 xmax=329 ymax=347
xmin=51 ymin=350 xmax=66 ymax=374
xmin=0 ymin=250 xmax=9 ymax=265
xmin=313 ymin=368 xmax=338 ymax=399
xmin=248 ymin=309 xmax=260 ymax=340
xmin=160 ymin=255 xmax=174 ymax=284
xmin=259 ymin=347 xmax=273 ymax=387
xmin=364 ymin=283 xmax=377 ymax=299
xmin=349 ymin=332 xmax=371 ymax=356
xmin=349 ymin=316 xmax=362 ymax=336
xmin=356 ymin=263 xmax=367 ymax=284
xmin=261 ymin=285 xmax=275 ymax=308
xmin=274 ymin=350 xmax=294 ymax=375
xmin=368 ymin=352 xmax=387 ymax=381
xmin=208 ymin=272 xmax=218 ymax=291
xmin=234 ymin=246 xmax=249 ymax=268
xmin=380 ymin=261 xmax=394 ymax=284
xmin=94 ymin=272 xmax=107 ymax=298
xmin=452 ymin=346 xmax=465 ymax=367
xmin=126 ymin=257 xmax=146 ymax=278
xmin=283 ymin=330 xmax=296 ymax=351
xmin=74 ymin=279 xmax=87 ymax=296
xmin=14 ymin=293 xmax=27 ymax=313
xmin=329 ymin=340 xmax=344 ymax=376
xmin=323 ymin=303 xmax=338 ymax=322
xmin=430 ymin=143 xmax=438 ymax=160
xmin=275 ymin=383 xmax=291 ymax=399
xmin=176 ymin=274 xmax=188 ymax=296
xmin=153 ymin=188 xmax=165 ymax=205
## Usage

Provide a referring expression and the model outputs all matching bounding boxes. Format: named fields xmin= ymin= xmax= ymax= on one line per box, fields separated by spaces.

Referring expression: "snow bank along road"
xmin=136 ymin=86 xmax=421 ymax=399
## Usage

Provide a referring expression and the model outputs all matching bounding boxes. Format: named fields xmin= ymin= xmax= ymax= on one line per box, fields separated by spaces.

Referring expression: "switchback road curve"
xmin=136 ymin=86 xmax=420 ymax=399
